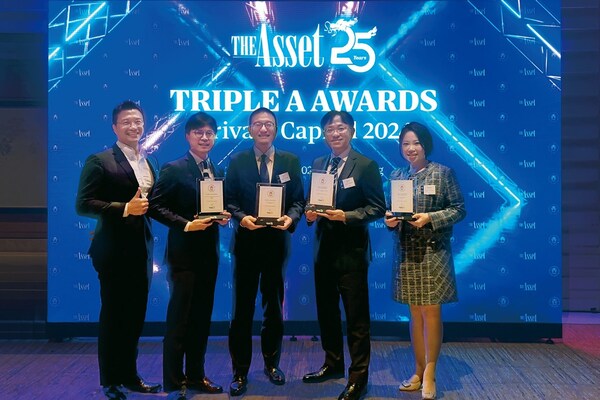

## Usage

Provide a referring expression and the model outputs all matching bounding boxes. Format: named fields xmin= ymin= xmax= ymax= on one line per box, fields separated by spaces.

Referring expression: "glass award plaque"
xmin=390 ymin=179 xmax=415 ymax=220
xmin=196 ymin=178 xmax=228 ymax=220
xmin=255 ymin=183 xmax=285 ymax=226
xmin=305 ymin=170 xmax=336 ymax=212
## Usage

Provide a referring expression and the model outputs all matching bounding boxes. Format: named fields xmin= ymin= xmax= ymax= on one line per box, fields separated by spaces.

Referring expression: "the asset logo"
xmin=470 ymin=313 xmax=487 ymax=322
xmin=231 ymin=18 xmax=377 ymax=73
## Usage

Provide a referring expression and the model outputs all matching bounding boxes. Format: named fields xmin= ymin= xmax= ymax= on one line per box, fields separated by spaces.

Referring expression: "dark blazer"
xmin=76 ymin=144 xmax=156 ymax=274
xmin=148 ymin=152 xmax=224 ymax=270
xmin=311 ymin=148 xmax=386 ymax=269
xmin=225 ymin=148 xmax=305 ymax=256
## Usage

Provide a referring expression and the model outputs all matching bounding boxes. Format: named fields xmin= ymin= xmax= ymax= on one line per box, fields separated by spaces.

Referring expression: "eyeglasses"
xmin=324 ymin=126 xmax=349 ymax=135
xmin=251 ymin=121 xmax=276 ymax=130
xmin=118 ymin=120 xmax=144 ymax=128
xmin=190 ymin=129 xmax=215 ymax=138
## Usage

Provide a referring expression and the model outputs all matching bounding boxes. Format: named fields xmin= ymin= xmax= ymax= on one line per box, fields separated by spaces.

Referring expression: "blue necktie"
xmin=259 ymin=154 xmax=270 ymax=183
xmin=329 ymin=157 xmax=341 ymax=177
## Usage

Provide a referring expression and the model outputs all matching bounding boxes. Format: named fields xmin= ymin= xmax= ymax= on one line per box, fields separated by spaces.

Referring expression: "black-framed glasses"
xmin=324 ymin=125 xmax=349 ymax=135
xmin=251 ymin=121 xmax=276 ymax=130
xmin=190 ymin=129 xmax=215 ymax=138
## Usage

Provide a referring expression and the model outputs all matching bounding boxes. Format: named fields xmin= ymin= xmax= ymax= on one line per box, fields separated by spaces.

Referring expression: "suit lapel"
xmin=316 ymin=156 xmax=329 ymax=172
xmin=272 ymin=150 xmax=286 ymax=183
xmin=208 ymin=159 xmax=217 ymax=178
xmin=185 ymin=152 xmax=202 ymax=180
xmin=212 ymin=161 xmax=225 ymax=179
xmin=338 ymin=149 xmax=357 ymax=182
xmin=113 ymin=144 xmax=139 ymax=186
xmin=248 ymin=148 xmax=261 ymax=181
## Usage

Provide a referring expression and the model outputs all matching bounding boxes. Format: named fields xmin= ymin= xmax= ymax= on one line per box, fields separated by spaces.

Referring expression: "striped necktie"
xmin=329 ymin=156 xmax=341 ymax=177
xmin=200 ymin=160 xmax=211 ymax=180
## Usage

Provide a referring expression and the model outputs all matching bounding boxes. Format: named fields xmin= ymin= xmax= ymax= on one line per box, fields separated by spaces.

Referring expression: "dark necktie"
xmin=200 ymin=160 xmax=211 ymax=180
xmin=329 ymin=156 xmax=342 ymax=177
xmin=259 ymin=154 xmax=270 ymax=183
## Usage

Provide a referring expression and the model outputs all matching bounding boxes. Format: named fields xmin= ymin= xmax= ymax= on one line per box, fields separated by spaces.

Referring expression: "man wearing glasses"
xmin=76 ymin=100 xmax=161 ymax=399
xmin=148 ymin=112 xmax=230 ymax=399
xmin=224 ymin=107 xmax=305 ymax=396
xmin=303 ymin=110 xmax=386 ymax=400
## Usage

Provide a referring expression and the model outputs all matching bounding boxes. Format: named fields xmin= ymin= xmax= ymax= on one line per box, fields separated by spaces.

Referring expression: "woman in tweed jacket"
xmin=384 ymin=122 xmax=466 ymax=400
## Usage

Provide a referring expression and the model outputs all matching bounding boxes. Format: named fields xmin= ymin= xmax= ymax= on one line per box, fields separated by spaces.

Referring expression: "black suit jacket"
xmin=311 ymin=148 xmax=386 ymax=269
xmin=148 ymin=152 xmax=224 ymax=270
xmin=75 ymin=144 xmax=157 ymax=274
xmin=225 ymin=148 xmax=305 ymax=257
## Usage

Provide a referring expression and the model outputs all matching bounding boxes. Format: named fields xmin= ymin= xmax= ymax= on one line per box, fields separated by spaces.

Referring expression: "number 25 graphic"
xmin=330 ymin=27 xmax=377 ymax=73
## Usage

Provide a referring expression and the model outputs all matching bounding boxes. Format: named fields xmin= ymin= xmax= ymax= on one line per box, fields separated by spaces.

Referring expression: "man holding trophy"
xmin=224 ymin=107 xmax=305 ymax=396
xmin=149 ymin=112 xmax=230 ymax=399
xmin=303 ymin=110 xmax=386 ymax=400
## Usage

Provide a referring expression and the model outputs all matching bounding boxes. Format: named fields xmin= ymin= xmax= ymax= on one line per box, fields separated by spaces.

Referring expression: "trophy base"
xmin=390 ymin=212 xmax=415 ymax=221
xmin=255 ymin=217 xmax=284 ymax=226
xmin=196 ymin=213 xmax=229 ymax=220
xmin=305 ymin=204 xmax=334 ymax=213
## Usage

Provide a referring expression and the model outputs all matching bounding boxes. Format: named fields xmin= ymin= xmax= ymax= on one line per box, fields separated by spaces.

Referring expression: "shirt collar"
xmin=330 ymin=147 xmax=351 ymax=162
xmin=254 ymin=145 xmax=275 ymax=161
xmin=189 ymin=151 xmax=209 ymax=166
xmin=116 ymin=141 xmax=142 ymax=161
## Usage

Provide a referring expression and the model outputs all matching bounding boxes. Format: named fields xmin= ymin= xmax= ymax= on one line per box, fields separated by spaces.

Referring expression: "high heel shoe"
xmin=398 ymin=375 xmax=422 ymax=392
xmin=421 ymin=380 xmax=436 ymax=400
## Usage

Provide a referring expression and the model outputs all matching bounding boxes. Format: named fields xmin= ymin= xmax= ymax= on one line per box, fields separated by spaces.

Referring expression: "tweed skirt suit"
xmin=390 ymin=162 xmax=466 ymax=305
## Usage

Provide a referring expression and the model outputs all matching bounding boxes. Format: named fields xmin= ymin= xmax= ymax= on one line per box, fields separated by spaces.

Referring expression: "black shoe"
xmin=303 ymin=365 xmax=345 ymax=383
xmin=264 ymin=366 xmax=286 ymax=385
xmin=123 ymin=378 xmax=162 ymax=393
xmin=187 ymin=376 xmax=223 ymax=393
xmin=338 ymin=381 xmax=367 ymax=400
xmin=229 ymin=375 xmax=248 ymax=396
xmin=102 ymin=385 xmax=127 ymax=400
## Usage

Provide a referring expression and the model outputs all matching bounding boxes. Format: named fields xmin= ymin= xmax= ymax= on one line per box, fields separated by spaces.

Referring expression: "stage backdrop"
xmin=47 ymin=1 xmax=561 ymax=335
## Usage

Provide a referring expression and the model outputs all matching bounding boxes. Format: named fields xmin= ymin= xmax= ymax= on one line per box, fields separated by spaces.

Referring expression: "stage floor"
xmin=1 ymin=314 xmax=599 ymax=400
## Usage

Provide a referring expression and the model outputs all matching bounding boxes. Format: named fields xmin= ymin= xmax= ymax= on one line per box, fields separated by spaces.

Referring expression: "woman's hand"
xmin=408 ymin=213 xmax=430 ymax=228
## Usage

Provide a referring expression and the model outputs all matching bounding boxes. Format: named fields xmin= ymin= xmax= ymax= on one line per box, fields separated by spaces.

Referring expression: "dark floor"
xmin=0 ymin=314 xmax=599 ymax=400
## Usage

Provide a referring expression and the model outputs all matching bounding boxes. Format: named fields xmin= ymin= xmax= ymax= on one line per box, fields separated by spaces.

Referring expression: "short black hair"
xmin=249 ymin=107 xmax=277 ymax=127
xmin=185 ymin=111 xmax=217 ymax=135
xmin=399 ymin=121 xmax=434 ymax=156
xmin=112 ymin=100 xmax=144 ymax=125
xmin=320 ymin=110 xmax=354 ymax=130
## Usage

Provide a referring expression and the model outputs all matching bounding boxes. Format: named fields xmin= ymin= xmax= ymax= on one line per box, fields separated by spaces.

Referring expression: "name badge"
xmin=341 ymin=177 xmax=356 ymax=189
xmin=424 ymin=184 xmax=436 ymax=195
xmin=278 ymin=172 xmax=291 ymax=183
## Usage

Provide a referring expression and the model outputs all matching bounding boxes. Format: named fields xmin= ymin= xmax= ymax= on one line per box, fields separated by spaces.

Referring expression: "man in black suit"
xmin=76 ymin=100 xmax=162 ymax=399
xmin=302 ymin=111 xmax=386 ymax=400
xmin=148 ymin=112 xmax=230 ymax=399
xmin=225 ymin=107 xmax=305 ymax=396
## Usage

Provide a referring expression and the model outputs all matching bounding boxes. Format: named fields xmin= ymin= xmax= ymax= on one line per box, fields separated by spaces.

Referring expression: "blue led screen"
xmin=48 ymin=0 xmax=562 ymax=327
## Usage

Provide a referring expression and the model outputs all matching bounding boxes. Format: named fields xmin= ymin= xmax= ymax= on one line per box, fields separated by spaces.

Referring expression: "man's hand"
xmin=188 ymin=217 xmax=214 ymax=231
xmin=127 ymin=188 xmax=149 ymax=215
xmin=215 ymin=211 xmax=232 ymax=226
xmin=384 ymin=211 xmax=401 ymax=228
xmin=240 ymin=215 xmax=264 ymax=230
xmin=320 ymin=209 xmax=346 ymax=223
xmin=273 ymin=215 xmax=292 ymax=230
xmin=305 ymin=210 xmax=318 ymax=223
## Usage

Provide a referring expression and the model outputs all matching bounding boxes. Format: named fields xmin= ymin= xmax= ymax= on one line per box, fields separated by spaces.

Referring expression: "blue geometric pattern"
xmin=47 ymin=1 xmax=561 ymax=327
xmin=469 ymin=0 xmax=561 ymax=90
xmin=48 ymin=1 xmax=142 ymax=92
